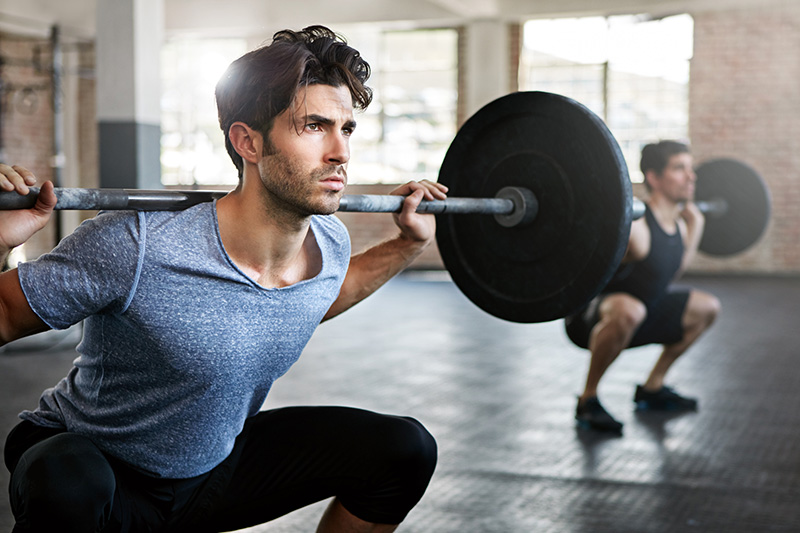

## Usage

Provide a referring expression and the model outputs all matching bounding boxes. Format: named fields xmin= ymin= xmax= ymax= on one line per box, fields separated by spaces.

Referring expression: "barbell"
xmin=630 ymin=158 xmax=771 ymax=257
xmin=0 ymin=92 xmax=771 ymax=323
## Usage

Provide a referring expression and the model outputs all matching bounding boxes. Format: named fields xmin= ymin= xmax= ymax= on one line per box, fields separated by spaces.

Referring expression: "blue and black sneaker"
xmin=576 ymin=396 xmax=623 ymax=433
xmin=634 ymin=385 xmax=698 ymax=411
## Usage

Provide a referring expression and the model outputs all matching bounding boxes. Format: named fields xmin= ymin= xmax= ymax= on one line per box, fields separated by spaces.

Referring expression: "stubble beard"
xmin=258 ymin=151 xmax=346 ymax=216
xmin=671 ymin=187 xmax=693 ymax=205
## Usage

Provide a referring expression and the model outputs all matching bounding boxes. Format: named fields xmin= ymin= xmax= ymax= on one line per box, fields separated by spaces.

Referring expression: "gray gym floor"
xmin=1 ymin=273 xmax=799 ymax=532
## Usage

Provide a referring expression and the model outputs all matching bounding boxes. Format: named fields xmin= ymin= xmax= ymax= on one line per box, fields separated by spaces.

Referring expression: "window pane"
xmin=160 ymin=29 xmax=458 ymax=187
xmin=520 ymin=15 xmax=693 ymax=183
xmin=347 ymin=28 xmax=458 ymax=184
xmin=161 ymin=38 xmax=248 ymax=186
xmin=607 ymin=15 xmax=693 ymax=180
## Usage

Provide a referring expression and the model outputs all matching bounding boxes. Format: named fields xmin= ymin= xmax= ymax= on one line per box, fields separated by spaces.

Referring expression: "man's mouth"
xmin=320 ymin=175 xmax=345 ymax=192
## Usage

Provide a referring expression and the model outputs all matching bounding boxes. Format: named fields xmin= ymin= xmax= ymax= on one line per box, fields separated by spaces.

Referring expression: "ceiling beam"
xmin=422 ymin=0 xmax=499 ymax=18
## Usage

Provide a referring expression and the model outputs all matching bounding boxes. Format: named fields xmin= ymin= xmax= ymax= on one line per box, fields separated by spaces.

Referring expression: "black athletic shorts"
xmin=565 ymin=290 xmax=690 ymax=349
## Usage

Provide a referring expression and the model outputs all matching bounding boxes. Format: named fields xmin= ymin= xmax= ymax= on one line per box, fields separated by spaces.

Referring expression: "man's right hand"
xmin=0 ymin=165 xmax=57 ymax=255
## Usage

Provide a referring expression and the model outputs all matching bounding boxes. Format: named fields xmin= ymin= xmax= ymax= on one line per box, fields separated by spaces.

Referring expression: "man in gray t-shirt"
xmin=1 ymin=26 xmax=446 ymax=533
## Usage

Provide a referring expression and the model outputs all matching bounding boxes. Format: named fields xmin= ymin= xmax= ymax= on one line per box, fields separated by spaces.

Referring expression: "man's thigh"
xmin=178 ymin=406 xmax=436 ymax=532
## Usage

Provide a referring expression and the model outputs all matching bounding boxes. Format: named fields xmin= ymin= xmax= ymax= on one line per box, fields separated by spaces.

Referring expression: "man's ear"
xmin=644 ymin=169 xmax=660 ymax=189
xmin=228 ymin=122 xmax=263 ymax=165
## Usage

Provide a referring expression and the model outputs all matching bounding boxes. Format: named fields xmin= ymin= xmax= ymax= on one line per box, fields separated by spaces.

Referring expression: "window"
xmin=161 ymin=38 xmax=248 ymax=186
xmin=341 ymin=27 xmax=459 ymax=184
xmin=520 ymin=14 xmax=693 ymax=182
xmin=159 ymin=28 xmax=459 ymax=187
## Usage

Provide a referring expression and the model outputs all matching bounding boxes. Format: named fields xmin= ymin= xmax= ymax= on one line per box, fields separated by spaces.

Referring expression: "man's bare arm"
xmin=323 ymin=180 xmax=447 ymax=320
xmin=0 ymin=269 xmax=50 ymax=346
xmin=0 ymin=165 xmax=57 ymax=346
xmin=678 ymin=202 xmax=705 ymax=275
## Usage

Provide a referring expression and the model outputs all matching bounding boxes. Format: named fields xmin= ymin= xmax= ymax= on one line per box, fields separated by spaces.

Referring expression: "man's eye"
xmin=306 ymin=123 xmax=320 ymax=131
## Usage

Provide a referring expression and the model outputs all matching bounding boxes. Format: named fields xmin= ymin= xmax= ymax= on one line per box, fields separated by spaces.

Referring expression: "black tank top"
xmin=602 ymin=205 xmax=684 ymax=307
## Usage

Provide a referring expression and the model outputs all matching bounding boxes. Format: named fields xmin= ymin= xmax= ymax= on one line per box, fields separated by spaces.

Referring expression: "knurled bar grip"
xmin=0 ymin=188 xmax=227 ymax=211
xmin=338 ymin=194 xmax=513 ymax=215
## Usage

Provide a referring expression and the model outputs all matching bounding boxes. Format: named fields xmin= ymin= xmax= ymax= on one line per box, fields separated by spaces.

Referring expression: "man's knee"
xmin=704 ymin=293 xmax=721 ymax=324
xmin=600 ymin=295 xmax=647 ymax=339
xmin=344 ymin=415 xmax=437 ymax=524
xmin=10 ymin=433 xmax=115 ymax=532
xmin=686 ymin=290 xmax=721 ymax=330
xmin=383 ymin=416 xmax=437 ymax=488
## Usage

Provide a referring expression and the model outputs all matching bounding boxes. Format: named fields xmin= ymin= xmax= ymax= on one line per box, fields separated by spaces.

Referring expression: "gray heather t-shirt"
xmin=17 ymin=202 xmax=350 ymax=478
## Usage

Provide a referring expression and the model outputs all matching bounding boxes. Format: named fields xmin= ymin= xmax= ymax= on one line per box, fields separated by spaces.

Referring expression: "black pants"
xmin=5 ymin=406 xmax=438 ymax=532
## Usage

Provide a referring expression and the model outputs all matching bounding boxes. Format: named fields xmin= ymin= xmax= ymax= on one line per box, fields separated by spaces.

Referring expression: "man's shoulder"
xmin=123 ymin=202 xmax=216 ymax=241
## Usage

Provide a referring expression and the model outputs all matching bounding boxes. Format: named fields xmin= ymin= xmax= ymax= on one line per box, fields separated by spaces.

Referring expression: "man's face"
xmin=651 ymin=152 xmax=696 ymax=203
xmin=257 ymin=84 xmax=356 ymax=216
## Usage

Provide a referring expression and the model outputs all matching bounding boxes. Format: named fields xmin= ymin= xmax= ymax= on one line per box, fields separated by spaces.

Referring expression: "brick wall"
xmin=0 ymin=33 xmax=56 ymax=260
xmin=77 ymin=44 xmax=98 ymax=192
xmin=1 ymin=34 xmax=97 ymax=263
xmin=689 ymin=3 xmax=800 ymax=274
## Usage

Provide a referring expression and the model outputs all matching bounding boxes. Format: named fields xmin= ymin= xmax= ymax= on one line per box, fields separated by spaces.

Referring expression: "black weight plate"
xmin=695 ymin=158 xmax=771 ymax=256
xmin=436 ymin=91 xmax=632 ymax=323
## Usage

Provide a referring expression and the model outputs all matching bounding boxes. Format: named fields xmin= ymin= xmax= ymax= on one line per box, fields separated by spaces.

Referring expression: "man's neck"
xmin=646 ymin=193 xmax=682 ymax=233
xmin=215 ymin=182 xmax=318 ymax=288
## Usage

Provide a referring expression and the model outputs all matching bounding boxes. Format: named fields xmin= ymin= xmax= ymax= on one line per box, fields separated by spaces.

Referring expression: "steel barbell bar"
xmin=631 ymin=198 xmax=728 ymax=220
xmin=0 ymin=185 xmax=540 ymax=228
xmin=1 ymin=186 xmax=726 ymax=222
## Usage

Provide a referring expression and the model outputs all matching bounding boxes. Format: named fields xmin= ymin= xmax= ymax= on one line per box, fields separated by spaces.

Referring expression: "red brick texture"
xmin=689 ymin=3 xmax=800 ymax=273
xmin=0 ymin=33 xmax=56 ymax=259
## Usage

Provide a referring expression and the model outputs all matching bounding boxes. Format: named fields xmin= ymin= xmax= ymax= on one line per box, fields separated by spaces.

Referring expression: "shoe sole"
xmin=635 ymin=400 xmax=697 ymax=411
xmin=576 ymin=418 xmax=623 ymax=433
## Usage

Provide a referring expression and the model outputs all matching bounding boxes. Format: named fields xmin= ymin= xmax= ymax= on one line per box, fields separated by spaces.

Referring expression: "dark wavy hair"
xmin=640 ymin=140 xmax=690 ymax=191
xmin=215 ymin=26 xmax=373 ymax=179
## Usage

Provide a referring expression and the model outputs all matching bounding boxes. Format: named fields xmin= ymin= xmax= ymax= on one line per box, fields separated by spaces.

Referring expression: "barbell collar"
xmin=632 ymin=198 xmax=646 ymax=220
xmin=493 ymin=186 xmax=539 ymax=228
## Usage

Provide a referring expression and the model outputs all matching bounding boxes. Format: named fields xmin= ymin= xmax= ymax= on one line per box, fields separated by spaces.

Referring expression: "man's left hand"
xmin=680 ymin=201 xmax=704 ymax=228
xmin=389 ymin=180 xmax=448 ymax=243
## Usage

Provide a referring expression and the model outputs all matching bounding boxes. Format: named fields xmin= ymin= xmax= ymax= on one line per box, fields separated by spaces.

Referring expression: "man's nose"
xmin=325 ymin=134 xmax=349 ymax=166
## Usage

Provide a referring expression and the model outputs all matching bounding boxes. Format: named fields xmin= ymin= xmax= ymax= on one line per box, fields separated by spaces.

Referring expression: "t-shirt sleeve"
xmin=18 ymin=211 xmax=145 ymax=330
xmin=321 ymin=214 xmax=351 ymax=276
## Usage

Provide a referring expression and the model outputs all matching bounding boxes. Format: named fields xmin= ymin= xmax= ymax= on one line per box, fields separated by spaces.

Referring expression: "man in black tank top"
xmin=565 ymin=141 xmax=721 ymax=433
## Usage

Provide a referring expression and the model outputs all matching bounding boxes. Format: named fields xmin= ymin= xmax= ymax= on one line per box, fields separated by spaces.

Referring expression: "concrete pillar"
xmin=59 ymin=30 xmax=82 ymax=235
xmin=462 ymin=20 xmax=515 ymax=120
xmin=96 ymin=0 xmax=163 ymax=189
